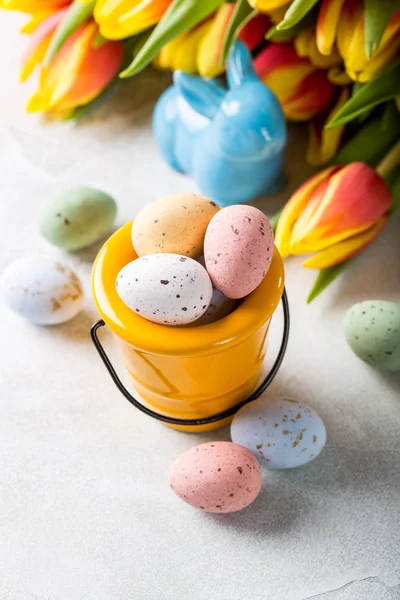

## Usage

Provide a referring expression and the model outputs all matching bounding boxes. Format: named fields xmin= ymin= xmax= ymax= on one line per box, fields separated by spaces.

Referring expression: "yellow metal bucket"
xmin=91 ymin=222 xmax=288 ymax=432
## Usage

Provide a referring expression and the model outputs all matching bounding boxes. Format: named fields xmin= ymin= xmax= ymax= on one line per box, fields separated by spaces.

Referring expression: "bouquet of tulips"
xmin=2 ymin=0 xmax=400 ymax=300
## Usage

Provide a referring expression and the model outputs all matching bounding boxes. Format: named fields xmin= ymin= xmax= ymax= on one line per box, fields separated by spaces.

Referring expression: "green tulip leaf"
xmin=121 ymin=0 xmax=226 ymax=78
xmin=333 ymin=103 xmax=400 ymax=167
xmin=267 ymin=4 xmax=319 ymax=40
xmin=307 ymin=260 xmax=353 ymax=303
xmin=364 ymin=0 xmax=400 ymax=59
xmin=221 ymin=0 xmax=255 ymax=63
xmin=44 ymin=0 xmax=95 ymax=66
xmin=276 ymin=0 xmax=320 ymax=31
xmin=326 ymin=59 xmax=400 ymax=128
xmin=387 ymin=165 xmax=400 ymax=213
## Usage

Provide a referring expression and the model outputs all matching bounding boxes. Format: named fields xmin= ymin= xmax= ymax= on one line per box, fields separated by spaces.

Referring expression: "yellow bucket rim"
xmin=92 ymin=221 xmax=285 ymax=356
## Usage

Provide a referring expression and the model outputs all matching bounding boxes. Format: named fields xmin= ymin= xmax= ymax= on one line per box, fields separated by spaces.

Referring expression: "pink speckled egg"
xmin=169 ymin=442 xmax=262 ymax=513
xmin=204 ymin=205 xmax=274 ymax=299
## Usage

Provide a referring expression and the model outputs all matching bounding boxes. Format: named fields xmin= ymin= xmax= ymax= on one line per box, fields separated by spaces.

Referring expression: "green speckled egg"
xmin=40 ymin=186 xmax=117 ymax=251
xmin=343 ymin=300 xmax=400 ymax=372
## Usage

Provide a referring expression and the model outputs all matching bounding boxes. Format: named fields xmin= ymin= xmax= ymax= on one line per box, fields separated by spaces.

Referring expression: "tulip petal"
xmin=275 ymin=166 xmax=337 ymax=256
xmin=247 ymin=0 xmax=290 ymax=12
xmin=255 ymin=43 xmax=335 ymax=120
xmin=295 ymin=27 xmax=342 ymax=68
xmin=302 ymin=215 xmax=388 ymax=268
xmin=20 ymin=8 xmax=68 ymax=81
xmin=239 ymin=13 xmax=271 ymax=49
xmin=284 ymin=69 xmax=336 ymax=120
xmin=94 ymin=0 xmax=173 ymax=39
xmin=306 ymin=86 xmax=349 ymax=166
xmin=1 ymin=0 xmax=67 ymax=11
xmin=337 ymin=0 xmax=363 ymax=59
xmin=197 ymin=4 xmax=235 ymax=78
xmin=155 ymin=19 xmax=210 ymax=73
xmin=292 ymin=162 xmax=392 ymax=249
xmin=316 ymin=0 xmax=346 ymax=55
xmin=21 ymin=10 xmax=55 ymax=33
xmin=27 ymin=22 xmax=123 ymax=113
xmin=327 ymin=66 xmax=352 ymax=85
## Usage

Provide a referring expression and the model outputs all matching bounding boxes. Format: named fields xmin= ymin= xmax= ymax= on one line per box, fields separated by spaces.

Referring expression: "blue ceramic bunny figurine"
xmin=152 ymin=41 xmax=287 ymax=206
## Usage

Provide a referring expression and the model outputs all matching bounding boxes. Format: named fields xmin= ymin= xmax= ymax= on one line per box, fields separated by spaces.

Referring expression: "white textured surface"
xmin=1 ymin=13 xmax=400 ymax=600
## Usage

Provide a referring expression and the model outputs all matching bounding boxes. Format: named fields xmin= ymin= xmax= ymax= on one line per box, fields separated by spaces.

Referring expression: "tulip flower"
xmin=20 ymin=7 xmax=68 ymax=81
xmin=27 ymin=20 xmax=123 ymax=117
xmin=317 ymin=0 xmax=400 ymax=82
xmin=155 ymin=10 xmax=270 ymax=77
xmin=275 ymin=162 xmax=391 ymax=269
xmin=254 ymin=43 xmax=335 ymax=121
xmin=154 ymin=20 xmax=211 ymax=74
xmin=94 ymin=0 xmax=173 ymax=40
xmin=197 ymin=7 xmax=270 ymax=78
xmin=295 ymin=28 xmax=342 ymax=70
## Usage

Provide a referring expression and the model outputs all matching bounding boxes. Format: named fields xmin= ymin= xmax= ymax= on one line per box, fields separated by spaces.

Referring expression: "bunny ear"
xmin=173 ymin=71 xmax=225 ymax=119
xmin=227 ymin=40 xmax=258 ymax=89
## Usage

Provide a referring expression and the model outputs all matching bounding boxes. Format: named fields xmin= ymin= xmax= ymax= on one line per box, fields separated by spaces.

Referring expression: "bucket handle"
xmin=90 ymin=288 xmax=290 ymax=426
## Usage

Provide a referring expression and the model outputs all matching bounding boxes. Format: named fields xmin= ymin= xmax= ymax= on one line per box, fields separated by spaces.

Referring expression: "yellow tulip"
xmin=94 ymin=0 xmax=173 ymax=40
xmin=317 ymin=0 xmax=400 ymax=82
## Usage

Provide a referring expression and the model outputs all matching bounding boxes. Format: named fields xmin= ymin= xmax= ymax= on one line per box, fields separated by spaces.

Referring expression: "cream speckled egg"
xmin=1 ymin=257 xmax=84 ymax=325
xmin=231 ymin=397 xmax=326 ymax=469
xmin=116 ymin=254 xmax=213 ymax=325
xmin=132 ymin=193 xmax=219 ymax=258
xmin=343 ymin=300 xmax=400 ymax=372
xmin=169 ymin=442 xmax=262 ymax=513
xmin=204 ymin=205 xmax=274 ymax=299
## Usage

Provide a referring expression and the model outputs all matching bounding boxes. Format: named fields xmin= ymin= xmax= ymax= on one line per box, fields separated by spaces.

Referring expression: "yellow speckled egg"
xmin=132 ymin=193 xmax=219 ymax=258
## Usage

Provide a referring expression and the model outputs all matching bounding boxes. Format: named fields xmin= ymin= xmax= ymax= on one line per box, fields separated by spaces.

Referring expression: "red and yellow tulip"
xmin=317 ymin=0 xmax=400 ymax=82
xmin=26 ymin=20 xmax=123 ymax=117
xmin=275 ymin=162 xmax=391 ymax=269
xmin=93 ymin=0 xmax=173 ymax=40
xmin=254 ymin=43 xmax=335 ymax=121
xmin=155 ymin=8 xmax=270 ymax=78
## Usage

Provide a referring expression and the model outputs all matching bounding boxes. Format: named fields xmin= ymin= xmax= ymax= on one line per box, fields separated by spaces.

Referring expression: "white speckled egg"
xmin=116 ymin=254 xmax=213 ymax=325
xmin=231 ymin=397 xmax=326 ymax=469
xmin=1 ymin=257 xmax=84 ymax=325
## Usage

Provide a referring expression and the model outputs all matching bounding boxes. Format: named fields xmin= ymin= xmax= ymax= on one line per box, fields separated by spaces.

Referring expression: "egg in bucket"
xmin=91 ymin=198 xmax=289 ymax=432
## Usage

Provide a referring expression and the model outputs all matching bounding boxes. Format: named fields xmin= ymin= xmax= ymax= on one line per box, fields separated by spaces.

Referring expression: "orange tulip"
xmin=275 ymin=163 xmax=391 ymax=269
xmin=27 ymin=20 xmax=123 ymax=117
xmin=254 ymin=43 xmax=335 ymax=121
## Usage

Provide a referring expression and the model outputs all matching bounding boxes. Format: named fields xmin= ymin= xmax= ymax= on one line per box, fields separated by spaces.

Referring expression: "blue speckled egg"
xmin=231 ymin=396 xmax=326 ymax=469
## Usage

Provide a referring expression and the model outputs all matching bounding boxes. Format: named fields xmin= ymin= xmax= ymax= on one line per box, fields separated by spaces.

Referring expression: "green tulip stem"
xmin=376 ymin=139 xmax=400 ymax=180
